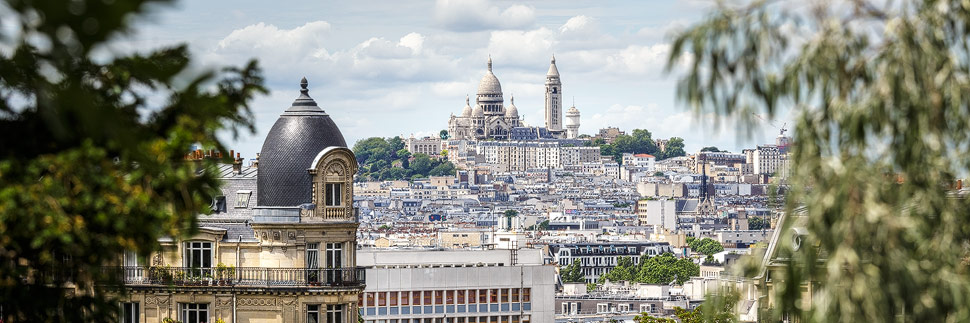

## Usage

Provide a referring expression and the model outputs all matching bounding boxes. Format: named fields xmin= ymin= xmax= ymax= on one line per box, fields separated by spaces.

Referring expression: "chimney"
xmin=232 ymin=152 xmax=243 ymax=175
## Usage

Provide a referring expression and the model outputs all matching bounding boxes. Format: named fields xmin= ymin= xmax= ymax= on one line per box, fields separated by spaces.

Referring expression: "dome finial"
xmin=466 ymin=94 xmax=470 ymax=105
xmin=551 ymin=54 xmax=556 ymax=64
xmin=511 ymin=94 xmax=514 ymax=104
xmin=300 ymin=77 xmax=309 ymax=94
xmin=487 ymin=55 xmax=492 ymax=72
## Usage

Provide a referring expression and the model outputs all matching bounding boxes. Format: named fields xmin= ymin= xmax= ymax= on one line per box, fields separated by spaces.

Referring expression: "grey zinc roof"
xmin=257 ymin=78 xmax=347 ymax=207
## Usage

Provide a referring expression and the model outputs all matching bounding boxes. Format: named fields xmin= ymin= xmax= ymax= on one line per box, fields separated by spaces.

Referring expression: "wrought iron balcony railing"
xmin=102 ymin=266 xmax=365 ymax=288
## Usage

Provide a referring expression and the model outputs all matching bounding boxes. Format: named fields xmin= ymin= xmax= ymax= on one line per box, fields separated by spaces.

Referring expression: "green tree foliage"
xmin=660 ymin=137 xmax=686 ymax=159
xmin=700 ymin=146 xmax=721 ymax=152
xmin=600 ymin=253 xmax=699 ymax=285
xmin=439 ymin=129 xmax=450 ymax=140
xmin=560 ymin=260 xmax=585 ymax=283
xmin=634 ymin=305 xmax=735 ymax=323
xmin=669 ymin=0 xmax=970 ymax=321
xmin=598 ymin=129 xmax=663 ymax=162
xmin=352 ymin=137 xmax=456 ymax=181
xmin=0 ymin=0 xmax=265 ymax=321
xmin=687 ymin=238 xmax=724 ymax=256
xmin=747 ymin=216 xmax=769 ymax=230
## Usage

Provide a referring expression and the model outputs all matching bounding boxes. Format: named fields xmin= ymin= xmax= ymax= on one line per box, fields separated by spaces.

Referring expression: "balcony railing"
xmin=102 ymin=266 xmax=365 ymax=288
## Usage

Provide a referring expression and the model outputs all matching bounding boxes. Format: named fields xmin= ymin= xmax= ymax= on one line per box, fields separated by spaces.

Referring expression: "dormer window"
xmin=325 ymin=183 xmax=342 ymax=206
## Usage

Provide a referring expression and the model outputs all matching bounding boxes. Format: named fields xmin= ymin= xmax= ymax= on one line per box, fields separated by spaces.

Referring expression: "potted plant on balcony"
xmin=227 ymin=265 xmax=236 ymax=285
xmin=215 ymin=263 xmax=227 ymax=285
xmin=174 ymin=270 xmax=185 ymax=286
xmin=202 ymin=272 xmax=213 ymax=286
xmin=307 ymin=270 xmax=320 ymax=286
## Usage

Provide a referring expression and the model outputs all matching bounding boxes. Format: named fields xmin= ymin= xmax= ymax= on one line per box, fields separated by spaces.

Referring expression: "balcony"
xmin=102 ymin=266 xmax=366 ymax=288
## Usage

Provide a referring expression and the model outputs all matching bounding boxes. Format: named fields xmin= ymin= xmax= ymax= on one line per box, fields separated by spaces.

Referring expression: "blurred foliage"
xmin=747 ymin=216 xmax=769 ymax=230
xmin=353 ymin=136 xmax=456 ymax=181
xmin=670 ymin=0 xmax=970 ymax=321
xmin=634 ymin=304 xmax=735 ymax=323
xmin=0 ymin=0 xmax=265 ymax=321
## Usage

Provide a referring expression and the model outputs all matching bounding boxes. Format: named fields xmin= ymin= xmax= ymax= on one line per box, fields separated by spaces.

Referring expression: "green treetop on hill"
xmin=352 ymin=136 xmax=456 ymax=181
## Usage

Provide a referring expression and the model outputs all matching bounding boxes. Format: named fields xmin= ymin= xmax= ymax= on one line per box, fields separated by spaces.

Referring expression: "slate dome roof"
xmin=256 ymin=78 xmax=346 ymax=207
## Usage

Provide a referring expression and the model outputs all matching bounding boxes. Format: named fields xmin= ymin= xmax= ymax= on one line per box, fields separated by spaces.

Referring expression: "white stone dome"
xmin=505 ymin=95 xmax=519 ymax=117
xmin=461 ymin=96 xmax=473 ymax=117
xmin=477 ymin=56 xmax=502 ymax=95
xmin=472 ymin=103 xmax=485 ymax=117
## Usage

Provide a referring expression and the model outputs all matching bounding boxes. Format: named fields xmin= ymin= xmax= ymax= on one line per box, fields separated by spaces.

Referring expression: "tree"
xmin=409 ymin=154 xmax=433 ymax=176
xmin=429 ymin=162 xmax=456 ymax=177
xmin=700 ymin=146 xmax=721 ymax=152
xmin=747 ymin=217 xmax=769 ymax=230
xmin=439 ymin=129 xmax=450 ymax=140
xmin=0 ymin=0 xmax=265 ymax=321
xmin=352 ymin=137 xmax=391 ymax=165
xmin=600 ymin=256 xmax=637 ymax=283
xmin=386 ymin=136 xmax=405 ymax=154
xmin=560 ymin=261 xmax=585 ymax=283
xmin=669 ymin=0 xmax=970 ymax=321
xmin=660 ymin=137 xmax=685 ymax=159
xmin=688 ymin=238 xmax=724 ymax=256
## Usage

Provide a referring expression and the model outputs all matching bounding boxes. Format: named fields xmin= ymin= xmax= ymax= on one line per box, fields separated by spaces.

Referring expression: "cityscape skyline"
xmin=117 ymin=0 xmax=792 ymax=158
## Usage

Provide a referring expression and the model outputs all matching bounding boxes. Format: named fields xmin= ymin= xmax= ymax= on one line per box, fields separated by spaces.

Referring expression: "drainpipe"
xmin=234 ymin=235 xmax=241 ymax=323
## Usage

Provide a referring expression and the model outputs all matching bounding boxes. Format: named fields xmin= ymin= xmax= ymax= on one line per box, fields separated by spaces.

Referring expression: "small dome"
xmin=505 ymin=95 xmax=519 ymax=118
xmin=478 ymin=56 xmax=503 ymax=95
xmin=567 ymin=105 xmax=580 ymax=115
xmin=472 ymin=104 xmax=485 ymax=117
xmin=461 ymin=95 xmax=472 ymax=117
xmin=257 ymin=78 xmax=346 ymax=207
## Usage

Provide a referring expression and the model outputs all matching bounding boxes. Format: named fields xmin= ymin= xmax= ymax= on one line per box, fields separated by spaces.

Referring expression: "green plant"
xmin=215 ymin=318 xmax=227 ymax=323
xmin=162 ymin=318 xmax=182 ymax=323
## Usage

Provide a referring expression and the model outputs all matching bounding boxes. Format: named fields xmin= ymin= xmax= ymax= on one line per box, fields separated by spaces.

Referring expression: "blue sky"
xmin=122 ymin=0 xmax=788 ymax=159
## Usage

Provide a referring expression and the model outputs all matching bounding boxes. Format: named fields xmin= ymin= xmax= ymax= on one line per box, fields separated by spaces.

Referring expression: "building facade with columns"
xmin=111 ymin=79 xmax=364 ymax=323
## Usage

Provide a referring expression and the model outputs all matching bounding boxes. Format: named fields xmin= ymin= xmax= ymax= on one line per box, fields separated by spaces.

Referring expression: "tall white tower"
xmin=544 ymin=55 xmax=563 ymax=132
xmin=565 ymin=105 xmax=581 ymax=139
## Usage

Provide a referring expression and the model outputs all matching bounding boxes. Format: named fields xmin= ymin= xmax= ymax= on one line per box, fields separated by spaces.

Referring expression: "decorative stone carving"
xmin=288 ymin=231 xmax=296 ymax=240
xmin=273 ymin=231 xmax=280 ymax=240
xmin=261 ymin=232 xmax=267 ymax=240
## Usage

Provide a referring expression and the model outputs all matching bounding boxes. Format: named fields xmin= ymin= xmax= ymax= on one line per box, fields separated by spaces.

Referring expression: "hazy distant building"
xmin=406 ymin=135 xmax=442 ymax=157
xmin=564 ymin=105 xmax=581 ymax=139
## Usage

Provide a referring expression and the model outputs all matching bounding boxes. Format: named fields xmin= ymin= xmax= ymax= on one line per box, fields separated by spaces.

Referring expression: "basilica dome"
xmin=461 ymin=96 xmax=473 ymax=117
xmin=477 ymin=56 xmax=503 ymax=95
xmin=505 ymin=95 xmax=519 ymax=117
xmin=257 ymin=78 xmax=347 ymax=207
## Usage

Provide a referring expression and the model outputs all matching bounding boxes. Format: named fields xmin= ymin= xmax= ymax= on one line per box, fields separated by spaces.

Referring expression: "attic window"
xmin=236 ymin=190 xmax=252 ymax=208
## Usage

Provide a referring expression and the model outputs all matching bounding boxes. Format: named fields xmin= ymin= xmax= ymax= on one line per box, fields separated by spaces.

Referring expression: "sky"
xmin=119 ymin=0 xmax=790 ymax=159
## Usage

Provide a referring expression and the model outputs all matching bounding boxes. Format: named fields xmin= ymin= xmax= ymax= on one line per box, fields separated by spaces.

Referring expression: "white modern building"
xmin=359 ymin=249 xmax=556 ymax=323
xmin=752 ymin=145 xmax=781 ymax=175
xmin=636 ymin=199 xmax=677 ymax=231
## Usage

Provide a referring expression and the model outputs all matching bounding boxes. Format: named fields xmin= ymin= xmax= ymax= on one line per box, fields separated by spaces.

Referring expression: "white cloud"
xmin=559 ymin=15 xmax=597 ymax=37
xmin=433 ymin=0 xmax=535 ymax=32
xmin=486 ymin=27 xmax=557 ymax=66
xmin=604 ymin=44 xmax=671 ymax=75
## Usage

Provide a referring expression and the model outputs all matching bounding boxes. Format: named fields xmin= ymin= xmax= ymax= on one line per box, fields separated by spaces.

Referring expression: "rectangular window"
xmin=500 ymin=289 xmax=509 ymax=303
xmin=423 ymin=291 xmax=432 ymax=305
xmin=478 ymin=289 xmax=487 ymax=303
xmin=401 ymin=291 xmax=410 ymax=306
xmin=522 ymin=289 xmax=530 ymax=302
xmin=326 ymin=183 xmax=343 ymax=206
xmin=326 ymin=242 xmax=343 ymax=283
xmin=446 ymin=290 xmax=454 ymax=305
xmin=184 ymin=242 xmax=212 ymax=277
xmin=307 ymin=304 xmax=320 ymax=323
xmin=121 ymin=302 xmax=139 ymax=323
xmin=235 ymin=190 xmax=251 ymax=208
xmin=327 ymin=304 xmax=344 ymax=323
xmin=390 ymin=291 xmax=398 ymax=306
xmin=489 ymin=289 xmax=498 ymax=303
xmin=180 ymin=303 xmax=208 ymax=323
xmin=365 ymin=293 xmax=374 ymax=308
xmin=511 ymin=289 xmax=519 ymax=302
xmin=378 ymin=292 xmax=386 ymax=307
xmin=434 ymin=290 xmax=443 ymax=305
xmin=306 ymin=243 xmax=319 ymax=282
xmin=457 ymin=290 xmax=465 ymax=304
xmin=468 ymin=290 xmax=478 ymax=304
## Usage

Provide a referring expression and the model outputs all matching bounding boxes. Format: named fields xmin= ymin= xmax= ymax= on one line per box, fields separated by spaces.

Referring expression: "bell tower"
xmin=544 ymin=55 xmax=563 ymax=132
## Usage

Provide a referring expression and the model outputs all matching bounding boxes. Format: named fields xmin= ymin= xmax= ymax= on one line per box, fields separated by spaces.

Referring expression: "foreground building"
xmin=111 ymin=79 xmax=364 ymax=323
xmin=358 ymin=249 xmax=556 ymax=323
